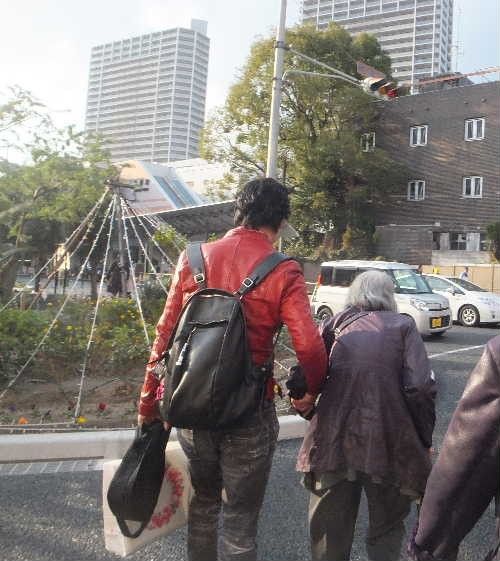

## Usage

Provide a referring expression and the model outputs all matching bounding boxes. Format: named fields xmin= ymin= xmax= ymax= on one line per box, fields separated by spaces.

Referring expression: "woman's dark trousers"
xmin=309 ymin=474 xmax=412 ymax=561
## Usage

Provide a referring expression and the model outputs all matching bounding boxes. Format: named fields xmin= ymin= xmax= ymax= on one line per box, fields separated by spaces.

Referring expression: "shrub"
xmin=0 ymin=293 xmax=165 ymax=384
xmin=140 ymin=278 xmax=169 ymax=323
xmin=0 ymin=309 xmax=50 ymax=381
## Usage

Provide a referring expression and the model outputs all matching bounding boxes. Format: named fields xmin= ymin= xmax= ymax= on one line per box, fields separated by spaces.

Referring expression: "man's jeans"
xmin=177 ymin=404 xmax=279 ymax=561
xmin=309 ymin=474 xmax=412 ymax=561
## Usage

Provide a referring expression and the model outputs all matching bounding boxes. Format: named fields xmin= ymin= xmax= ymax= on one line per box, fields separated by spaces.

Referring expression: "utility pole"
xmin=266 ymin=0 xmax=287 ymax=179
xmin=267 ymin=1 xmax=396 ymax=184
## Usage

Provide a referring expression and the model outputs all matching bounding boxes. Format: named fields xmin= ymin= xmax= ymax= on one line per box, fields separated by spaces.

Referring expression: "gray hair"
xmin=346 ymin=270 xmax=397 ymax=312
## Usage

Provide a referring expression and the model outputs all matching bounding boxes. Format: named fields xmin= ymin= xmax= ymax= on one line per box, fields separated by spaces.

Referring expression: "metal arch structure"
xmin=132 ymin=200 xmax=236 ymax=239
xmin=131 ymin=200 xmax=298 ymax=241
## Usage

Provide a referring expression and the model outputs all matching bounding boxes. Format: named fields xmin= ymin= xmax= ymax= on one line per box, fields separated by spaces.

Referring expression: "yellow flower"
xmin=66 ymin=325 xmax=73 ymax=331
xmin=76 ymin=416 xmax=87 ymax=424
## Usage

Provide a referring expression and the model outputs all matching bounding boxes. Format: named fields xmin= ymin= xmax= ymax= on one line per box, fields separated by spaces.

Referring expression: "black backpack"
xmin=156 ymin=242 xmax=292 ymax=430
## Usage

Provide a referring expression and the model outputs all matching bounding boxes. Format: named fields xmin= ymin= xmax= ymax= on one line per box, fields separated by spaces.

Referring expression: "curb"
xmin=0 ymin=415 xmax=308 ymax=463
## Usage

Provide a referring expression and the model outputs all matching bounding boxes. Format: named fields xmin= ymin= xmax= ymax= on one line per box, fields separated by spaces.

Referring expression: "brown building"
xmin=373 ymin=81 xmax=500 ymax=265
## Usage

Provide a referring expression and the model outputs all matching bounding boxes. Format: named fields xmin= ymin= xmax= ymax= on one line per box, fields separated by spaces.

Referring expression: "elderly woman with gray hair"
xmin=295 ymin=270 xmax=436 ymax=561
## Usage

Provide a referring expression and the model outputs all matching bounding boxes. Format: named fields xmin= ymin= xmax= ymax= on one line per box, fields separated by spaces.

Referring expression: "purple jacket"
xmin=297 ymin=308 xmax=436 ymax=497
xmin=412 ymin=336 xmax=500 ymax=560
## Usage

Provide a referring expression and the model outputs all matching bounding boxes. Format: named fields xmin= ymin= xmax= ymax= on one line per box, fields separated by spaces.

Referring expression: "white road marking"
xmin=429 ymin=344 xmax=485 ymax=360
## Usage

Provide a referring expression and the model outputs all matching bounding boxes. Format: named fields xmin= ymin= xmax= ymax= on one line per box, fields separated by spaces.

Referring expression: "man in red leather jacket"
xmin=137 ymin=178 xmax=327 ymax=561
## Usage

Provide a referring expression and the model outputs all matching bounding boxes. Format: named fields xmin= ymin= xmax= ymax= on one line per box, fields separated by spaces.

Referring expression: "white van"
xmin=311 ymin=260 xmax=451 ymax=336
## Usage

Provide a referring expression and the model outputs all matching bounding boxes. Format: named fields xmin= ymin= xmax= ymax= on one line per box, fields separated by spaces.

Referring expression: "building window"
xmin=450 ymin=233 xmax=467 ymax=251
xmin=463 ymin=176 xmax=483 ymax=198
xmin=360 ymin=132 xmax=376 ymax=152
xmin=480 ymin=233 xmax=490 ymax=252
xmin=410 ymin=125 xmax=428 ymax=147
xmin=408 ymin=180 xmax=425 ymax=201
xmin=465 ymin=117 xmax=485 ymax=141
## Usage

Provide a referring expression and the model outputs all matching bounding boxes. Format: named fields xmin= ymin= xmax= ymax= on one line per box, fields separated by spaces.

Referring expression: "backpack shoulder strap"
xmin=333 ymin=311 xmax=370 ymax=339
xmin=186 ymin=243 xmax=206 ymax=289
xmin=236 ymin=252 xmax=294 ymax=297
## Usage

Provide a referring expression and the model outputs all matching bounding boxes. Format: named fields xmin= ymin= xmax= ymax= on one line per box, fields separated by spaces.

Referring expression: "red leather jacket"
xmin=139 ymin=226 xmax=327 ymax=419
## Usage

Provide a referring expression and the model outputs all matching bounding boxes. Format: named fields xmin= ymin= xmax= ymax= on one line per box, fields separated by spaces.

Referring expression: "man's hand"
xmin=137 ymin=414 xmax=151 ymax=427
xmin=291 ymin=392 xmax=317 ymax=417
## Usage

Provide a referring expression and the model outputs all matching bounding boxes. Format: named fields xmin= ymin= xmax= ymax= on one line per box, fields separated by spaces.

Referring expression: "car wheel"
xmin=317 ymin=306 xmax=333 ymax=322
xmin=459 ymin=305 xmax=480 ymax=327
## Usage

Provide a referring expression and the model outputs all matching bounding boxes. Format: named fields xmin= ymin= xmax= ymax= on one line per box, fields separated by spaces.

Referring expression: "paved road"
xmin=0 ymin=325 xmax=498 ymax=561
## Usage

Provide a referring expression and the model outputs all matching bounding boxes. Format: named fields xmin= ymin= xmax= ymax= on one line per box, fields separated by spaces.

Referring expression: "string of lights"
xmin=73 ymin=195 xmax=117 ymax=422
xmin=0 ymin=197 xmax=115 ymax=402
xmin=120 ymin=197 xmax=151 ymax=348
xmin=0 ymin=190 xmax=109 ymax=313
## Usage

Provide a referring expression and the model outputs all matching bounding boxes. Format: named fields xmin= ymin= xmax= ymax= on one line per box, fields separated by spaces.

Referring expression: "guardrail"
xmin=0 ymin=415 xmax=308 ymax=463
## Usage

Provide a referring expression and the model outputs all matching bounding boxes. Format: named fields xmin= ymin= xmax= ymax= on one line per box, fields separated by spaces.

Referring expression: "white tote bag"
xmin=102 ymin=440 xmax=192 ymax=557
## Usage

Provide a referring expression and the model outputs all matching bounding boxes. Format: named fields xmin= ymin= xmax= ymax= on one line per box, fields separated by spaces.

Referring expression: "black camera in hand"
xmin=286 ymin=364 xmax=316 ymax=420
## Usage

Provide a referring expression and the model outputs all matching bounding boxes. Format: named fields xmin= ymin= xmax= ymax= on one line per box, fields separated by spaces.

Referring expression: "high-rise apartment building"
xmin=301 ymin=0 xmax=453 ymax=85
xmin=85 ymin=20 xmax=209 ymax=163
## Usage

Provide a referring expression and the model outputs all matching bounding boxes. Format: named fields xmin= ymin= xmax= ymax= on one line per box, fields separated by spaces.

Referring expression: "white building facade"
xmin=118 ymin=160 xmax=204 ymax=215
xmin=85 ymin=20 xmax=209 ymax=163
xmin=169 ymin=158 xmax=232 ymax=199
xmin=301 ymin=0 xmax=453 ymax=86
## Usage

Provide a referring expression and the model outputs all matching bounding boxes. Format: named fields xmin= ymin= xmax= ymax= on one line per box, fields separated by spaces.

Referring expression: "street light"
xmin=266 ymin=0 xmax=361 ymax=179
xmin=265 ymin=0 xmax=395 ymax=179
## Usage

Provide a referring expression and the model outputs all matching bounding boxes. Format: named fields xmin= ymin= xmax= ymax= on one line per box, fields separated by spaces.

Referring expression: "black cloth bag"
xmin=107 ymin=420 xmax=170 ymax=538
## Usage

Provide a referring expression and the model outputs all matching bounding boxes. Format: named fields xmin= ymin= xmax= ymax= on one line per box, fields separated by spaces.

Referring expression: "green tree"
xmin=203 ymin=173 xmax=238 ymax=202
xmin=201 ymin=23 xmax=407 ymax=257
xmin=486 ymin=223 xmax=500 ymax=261
xmin=153 ymin=224 xmax=187 ymax=264
xmin=0 ymin=88 xmax=114 ymax=302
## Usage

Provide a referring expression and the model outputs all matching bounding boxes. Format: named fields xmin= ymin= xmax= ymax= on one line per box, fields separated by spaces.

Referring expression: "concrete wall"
xmin=299 ymin=259 xmax=321 ymax=283
xmin=0 ymin=416 xmax=308 ymax=462
xmin=432 ymin=250 xmax=492 ymax=265
xmin=375 ymin=225 xmax=433 ymax=265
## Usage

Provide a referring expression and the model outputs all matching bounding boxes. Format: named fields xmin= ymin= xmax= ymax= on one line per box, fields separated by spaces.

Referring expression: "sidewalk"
xmin=0 ymin=439 xmax=496 ymax=560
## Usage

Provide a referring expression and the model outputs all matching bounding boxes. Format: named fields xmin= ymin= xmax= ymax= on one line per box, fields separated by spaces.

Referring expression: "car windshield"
xmin=448 ymin=277 xmax=487 ymax=292
xmin=390 ymin=269 xmax=432 ymax=294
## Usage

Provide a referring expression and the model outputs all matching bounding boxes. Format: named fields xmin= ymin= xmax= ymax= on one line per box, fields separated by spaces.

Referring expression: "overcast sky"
xmin=1 ymin=0 xmax=498 ymax=131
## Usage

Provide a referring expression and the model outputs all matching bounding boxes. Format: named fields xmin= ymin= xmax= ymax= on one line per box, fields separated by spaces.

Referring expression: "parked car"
xmin=423 ymin=274 xmax=500 ymax=326
xmin=311 ymin=260 xmax=451 ymax=336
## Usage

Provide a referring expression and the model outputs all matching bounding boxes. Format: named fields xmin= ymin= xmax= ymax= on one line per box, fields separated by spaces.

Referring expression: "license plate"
xmin=431 ymin=318 xmax=442 ymax=328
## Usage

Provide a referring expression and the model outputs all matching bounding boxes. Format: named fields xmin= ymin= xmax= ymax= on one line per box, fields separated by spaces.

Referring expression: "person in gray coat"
xmin=296 ymin=270 xmax=436 ymax=561
xmin=409 ymin=336 xmax=500 ymax=561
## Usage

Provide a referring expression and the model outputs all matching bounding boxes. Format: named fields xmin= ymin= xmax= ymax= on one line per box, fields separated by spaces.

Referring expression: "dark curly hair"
xmin=234 ymin=178 xmax=290 ymax=232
